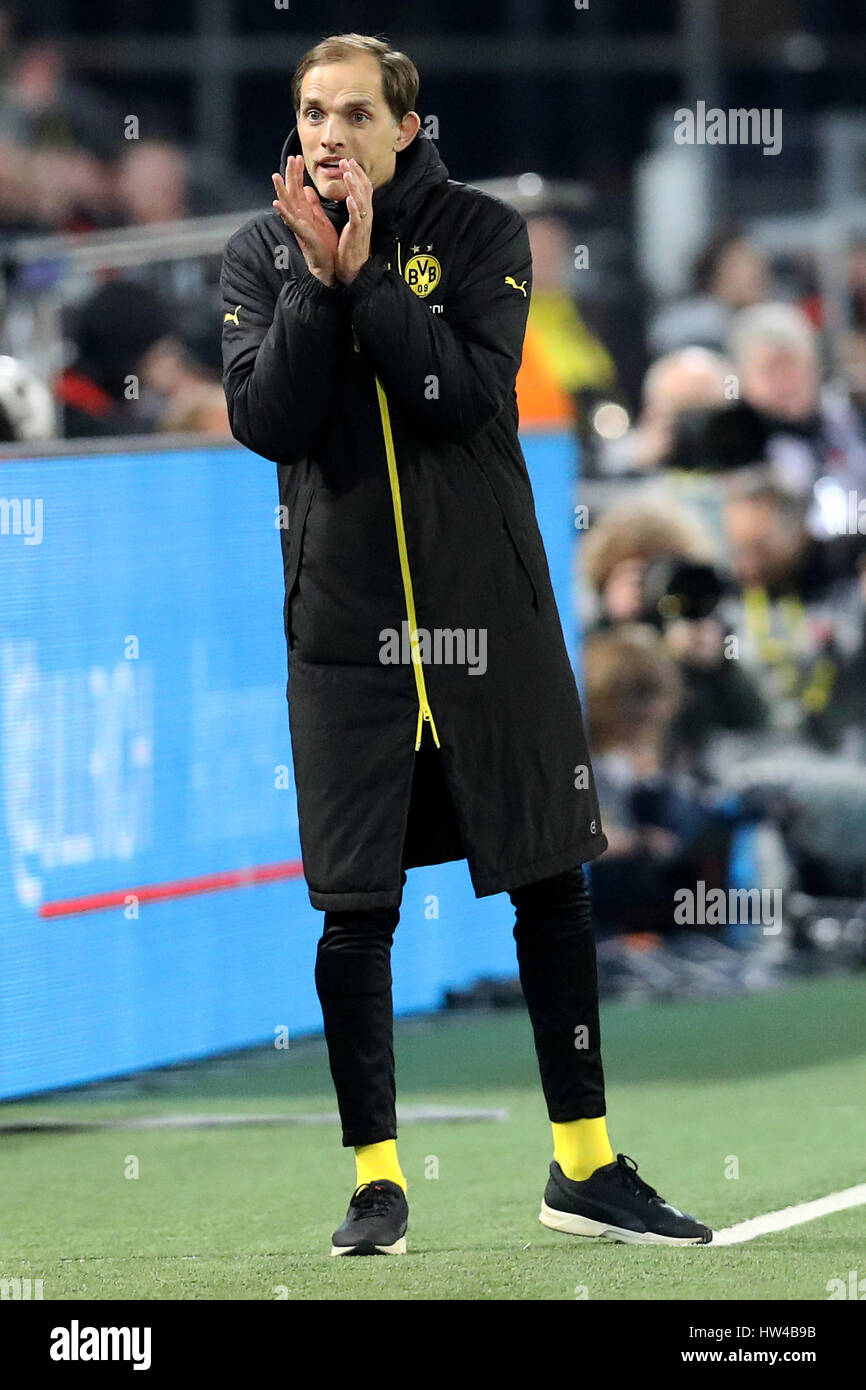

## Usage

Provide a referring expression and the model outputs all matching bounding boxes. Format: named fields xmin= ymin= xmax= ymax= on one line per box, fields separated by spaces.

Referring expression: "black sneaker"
xmin=330 ymin=1180 xmax=409 ymax=1256
xmin=539 ymin=1153 xmax=713 ymax=1246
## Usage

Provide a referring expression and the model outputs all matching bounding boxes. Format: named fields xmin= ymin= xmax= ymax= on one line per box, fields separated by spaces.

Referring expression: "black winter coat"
xmin=221 ymin=126 xmax=607 ymax=911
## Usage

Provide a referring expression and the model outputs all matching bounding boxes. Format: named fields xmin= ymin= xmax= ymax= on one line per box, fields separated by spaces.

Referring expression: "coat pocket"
xmin=282 ymin=483 xmax=315 ymax=646
xmin=476 ymin=459 xmax=540 ymax=613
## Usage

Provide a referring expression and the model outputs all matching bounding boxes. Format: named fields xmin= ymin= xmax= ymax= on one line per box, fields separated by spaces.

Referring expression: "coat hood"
xmin=277 ymin=125 xmax=449 ymax=238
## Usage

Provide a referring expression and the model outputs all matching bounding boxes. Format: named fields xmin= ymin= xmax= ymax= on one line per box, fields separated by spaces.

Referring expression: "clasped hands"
xmin=272 ymin=155 xmax=373 ymax=288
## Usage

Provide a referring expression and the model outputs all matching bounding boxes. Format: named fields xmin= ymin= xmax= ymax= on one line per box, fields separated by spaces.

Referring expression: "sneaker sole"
xmin=539 ymin=1199 xmax=712 ymax=1246
xmin=330 ymin=1236 xmax=407 ymax=1256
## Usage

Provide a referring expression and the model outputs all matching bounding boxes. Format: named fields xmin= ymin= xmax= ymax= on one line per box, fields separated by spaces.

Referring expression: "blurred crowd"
xmin=0 ymin=7 xmax=232 ymax=442
xmin=540 ymin=218 xmax=866 ymax=936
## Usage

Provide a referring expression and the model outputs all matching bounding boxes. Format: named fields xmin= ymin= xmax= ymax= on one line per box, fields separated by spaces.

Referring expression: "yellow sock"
xmin=354 ymin=1140 xmax=407 ymax=1193
xmin=552 ymin=1116 xmax=615 ymax=1182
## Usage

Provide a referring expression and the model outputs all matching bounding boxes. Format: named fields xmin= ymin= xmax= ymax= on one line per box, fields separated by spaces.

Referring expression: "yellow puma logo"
xmin=223 ymin=305 xmax=241 ymax=324
xmin=505 ymin=276 xmax=528 ymax=297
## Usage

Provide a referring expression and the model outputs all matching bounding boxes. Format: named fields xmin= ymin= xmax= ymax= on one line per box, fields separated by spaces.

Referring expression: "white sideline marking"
xmin=712 ymin=1184 xmax=866 ymax=1246
xmin=0 ymin=1105 xmax=508 ymax=1134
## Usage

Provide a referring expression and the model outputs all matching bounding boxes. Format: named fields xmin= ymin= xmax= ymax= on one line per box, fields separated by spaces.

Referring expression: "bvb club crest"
xmin=404 ymin=253 xmax=441 ymax=298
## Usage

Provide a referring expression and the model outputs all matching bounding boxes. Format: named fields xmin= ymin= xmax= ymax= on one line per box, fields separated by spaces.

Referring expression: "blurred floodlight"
xmin=476 ymin=174 xmax=593 ymax=215
xmin=592 ymin=401 xmax=630 ymax=440
xmin=813 ymin=917 xmax=841 ymax=946
xmin=516 ymin=172 xmax=544 ymax=199
xmin=0 ymin=355 xmax=56 ymax=440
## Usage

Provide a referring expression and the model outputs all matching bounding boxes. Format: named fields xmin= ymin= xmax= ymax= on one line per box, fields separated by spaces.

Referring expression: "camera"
xmin=640 ymin=556 xmax=728 ymax=625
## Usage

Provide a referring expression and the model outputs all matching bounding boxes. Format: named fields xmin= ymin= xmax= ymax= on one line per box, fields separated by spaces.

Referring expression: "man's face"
xmin=739 ymin=341 xmax=820 ymax=422
xmin=712 ymin=240 xmax=769 ymax=308
xmin=297 ymin=56 xmax=416 ymax=199
xmin=724 ymin=498 xmax=802 ymax=589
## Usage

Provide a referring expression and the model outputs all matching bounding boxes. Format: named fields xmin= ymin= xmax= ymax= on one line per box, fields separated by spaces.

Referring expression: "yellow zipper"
xmin=374 ymin=372 xmax=441 ymax=752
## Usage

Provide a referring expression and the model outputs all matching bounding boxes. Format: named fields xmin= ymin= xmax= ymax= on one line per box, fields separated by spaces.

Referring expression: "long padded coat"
xmin=220 ymin=125 xmax=607 ymax=911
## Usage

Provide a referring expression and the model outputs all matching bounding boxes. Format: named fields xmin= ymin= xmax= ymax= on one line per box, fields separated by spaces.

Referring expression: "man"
xmin=730 ymin=301 xmax=866 ymax=507
xmin=722 ymin=476 xmax=864 ymax=746
xmin=221 ymin=32 xmax=712 ymax=1254
xmin=648 ymin=229 xmax=770 ymax=358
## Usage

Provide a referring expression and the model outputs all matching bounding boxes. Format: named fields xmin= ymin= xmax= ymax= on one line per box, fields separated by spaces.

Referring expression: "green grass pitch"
xmin=1 ymin=974 xmax=863 ymax=1299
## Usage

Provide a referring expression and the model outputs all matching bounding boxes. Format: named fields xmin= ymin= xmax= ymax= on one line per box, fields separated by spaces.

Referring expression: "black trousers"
xmin=314 ymin=864 xmax=607 ymax=1148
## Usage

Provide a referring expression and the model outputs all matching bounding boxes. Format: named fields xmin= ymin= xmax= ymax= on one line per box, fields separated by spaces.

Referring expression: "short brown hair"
xmin=584 ymin=626 xmax=682 ymax=753
xmin=292 ymin=33 xmax=420 ymax=125
xmin=582 ymin=496 xmax=715 ymax=594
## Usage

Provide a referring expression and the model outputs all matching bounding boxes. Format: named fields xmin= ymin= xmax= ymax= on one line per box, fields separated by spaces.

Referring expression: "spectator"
xmin=649 ymin=228 xmax=771 ymax=358
xmin=28 ymin=144 xmax=116 ymax=232
xmin=721 ymin=475 xmax=866 ymax=748
xmin=114 ymin=140 xmax=190 ymax=226
xmin=599 ymin=346 xmax=732 ymax=476
xmin=582 ymin=495 xmax=767 ymax=769
xmin=582 ymin=495 xmax=717 ymax=627
xmin=0 ymin=23 xmax=125 ymax=233
xmin=160 ymin=381 xmax=232 ymax=437
xmin=55 ymin=280 xmax=177 ymax=436
xmin=729 ymin=301 xmax=866 ymax=505
xmin=516 ymin=213 xmax=618 ymax=435
xmin=584 ymin=625 xmax=735 ymax=935
xmin=0 ymin=38 xmax=128 ymax=162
